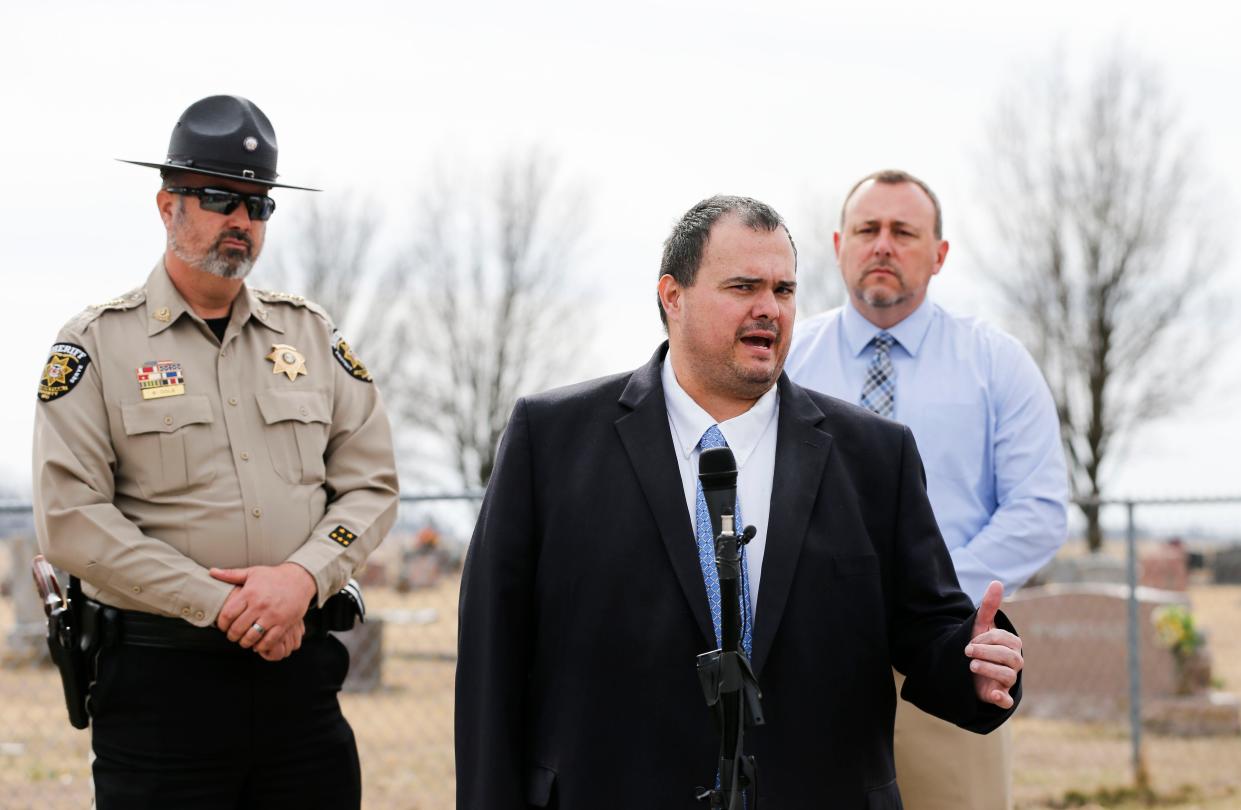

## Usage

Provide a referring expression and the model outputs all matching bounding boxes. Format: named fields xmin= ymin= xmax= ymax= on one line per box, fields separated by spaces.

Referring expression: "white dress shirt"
xmin=661 ymin=356 xmax=779 ymax=619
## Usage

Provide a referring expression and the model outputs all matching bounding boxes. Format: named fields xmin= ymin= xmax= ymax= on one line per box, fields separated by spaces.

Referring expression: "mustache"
xmin=213 ymin=230 xmax=253 ymax=252
xmin=737 ymin=320 xmax=781 ymax=340
xmin=863 ymin=260 xmax=901 ymax=278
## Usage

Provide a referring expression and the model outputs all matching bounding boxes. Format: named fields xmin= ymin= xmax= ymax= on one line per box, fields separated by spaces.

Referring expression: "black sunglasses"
xmin=165 ymin=187 xmax=277 ymax=221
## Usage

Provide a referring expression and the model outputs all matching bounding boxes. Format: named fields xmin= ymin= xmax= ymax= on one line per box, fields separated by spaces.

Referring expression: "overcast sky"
xmin=4 ymin=0 xmax=1239 ymax=528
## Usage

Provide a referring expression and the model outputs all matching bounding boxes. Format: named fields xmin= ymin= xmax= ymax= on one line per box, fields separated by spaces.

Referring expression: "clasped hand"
xmin=211 ymin=562 xmax=317 ymax=662
xmin=965 ymin=580 xmax=1023 ymax=709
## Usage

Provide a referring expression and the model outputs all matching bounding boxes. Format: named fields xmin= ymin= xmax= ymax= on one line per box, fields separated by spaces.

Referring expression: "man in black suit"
xmin=455 ymin=195 xmax=1023 ymax=809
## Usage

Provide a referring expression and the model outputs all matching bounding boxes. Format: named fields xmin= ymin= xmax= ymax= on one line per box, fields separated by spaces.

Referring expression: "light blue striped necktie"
xmin=694 ymin=425 xmax=753 ymax=657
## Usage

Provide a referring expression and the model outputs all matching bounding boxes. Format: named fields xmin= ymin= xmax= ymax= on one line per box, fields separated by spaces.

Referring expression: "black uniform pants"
xmin=89 ymin=634 xmax=360 ymax=810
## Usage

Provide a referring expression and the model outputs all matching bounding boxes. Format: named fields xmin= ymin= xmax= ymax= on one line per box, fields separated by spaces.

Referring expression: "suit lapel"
xmin=614 ymin=344 xmax=716 ymax=648
xmin=751 ymin=375 xmax=833 ymax=675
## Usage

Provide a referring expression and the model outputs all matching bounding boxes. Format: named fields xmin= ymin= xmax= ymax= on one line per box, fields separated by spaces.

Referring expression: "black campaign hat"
xmin=119 ymin=95 xmax=320 ymax=191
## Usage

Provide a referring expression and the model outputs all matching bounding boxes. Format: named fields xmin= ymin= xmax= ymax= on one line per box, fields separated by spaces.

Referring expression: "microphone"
xmin=698 ymin=446 xmax=738 ymax=542
xmin=696 ymin=444 xmax=762 ymax=808
xmin=700 ymin=445 xmax=742 ymax=654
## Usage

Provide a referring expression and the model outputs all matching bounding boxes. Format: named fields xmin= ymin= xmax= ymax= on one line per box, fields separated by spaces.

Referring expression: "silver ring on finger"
xmin=251 ymin=622 xmax=266 ymax=635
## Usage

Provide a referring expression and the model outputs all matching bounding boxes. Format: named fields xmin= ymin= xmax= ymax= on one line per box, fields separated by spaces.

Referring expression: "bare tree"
xmin=263 ymin=194 xmax=379 ymax=326
xmin=391 ymin=150 xmax=592 ymax=489
xmin=259 ymin=151 xmax=591 ymax=491
xmin=979 ymin=48 xmax=1227 ymax=551
xmin=259 ymin=194 xmax=409 ymax=386
xmin=793 ymin=194 xmax=847 ymax=320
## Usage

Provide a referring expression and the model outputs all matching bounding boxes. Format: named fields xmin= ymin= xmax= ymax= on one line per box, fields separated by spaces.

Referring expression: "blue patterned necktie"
xmin=860 ymin=331 xmax=897 ymax=418
xmin=694 ymin=425 xmax=753 ymax=657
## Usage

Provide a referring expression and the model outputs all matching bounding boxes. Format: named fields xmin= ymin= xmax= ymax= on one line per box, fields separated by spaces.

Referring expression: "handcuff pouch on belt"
xmin=321 ymin=578 xmax=366 ymax=631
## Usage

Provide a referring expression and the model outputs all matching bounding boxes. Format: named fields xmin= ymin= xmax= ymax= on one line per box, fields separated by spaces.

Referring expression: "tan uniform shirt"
xmin=32 ymin=263 xmax=400 ymax=627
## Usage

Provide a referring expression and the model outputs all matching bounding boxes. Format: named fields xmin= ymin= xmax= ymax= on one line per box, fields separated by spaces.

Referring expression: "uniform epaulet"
xmin=68 ymin=288 xmax=147 ymax=330
xmin=253 ymin=288 xmax=307 ymax=306
xmin=253 ymin=288 xmax=333 ymax=322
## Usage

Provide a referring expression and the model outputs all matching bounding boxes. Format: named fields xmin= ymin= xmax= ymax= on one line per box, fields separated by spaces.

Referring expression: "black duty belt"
xmin=113 ymin=606 xmax=330 ymax=653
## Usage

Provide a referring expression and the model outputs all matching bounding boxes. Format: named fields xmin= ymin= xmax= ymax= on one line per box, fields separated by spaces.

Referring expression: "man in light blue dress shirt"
xmin=786 ymin=170 xmax=1068 ymax=810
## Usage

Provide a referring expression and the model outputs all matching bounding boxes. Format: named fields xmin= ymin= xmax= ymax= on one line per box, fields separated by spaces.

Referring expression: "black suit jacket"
xmin=456 ymin=345 xmax=1019 ymax=809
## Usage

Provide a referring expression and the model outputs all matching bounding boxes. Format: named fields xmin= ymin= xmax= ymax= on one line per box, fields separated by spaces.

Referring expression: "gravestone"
xmin=1005 ymin=584 xmax=1241 ymax=734
xmin=1140 ymin=542 xmax=1188 ymax=591
xmin=401 ymin=552 xmax=443 ymax=590
xmin=1030 ymin=554 xmax=1127 ymax=587
xmin=1145 ymin=692 xmax=1241 ymax=736
xmin=1211 ymin=545 xmax=1241 ymax=585
xmin=333 ymin=617 xmax=384 ymax=693
xmin=1002 ymin=584 xmax=1183 ymax=723
xmin=4 ymin=535 xmax=48 ymax=663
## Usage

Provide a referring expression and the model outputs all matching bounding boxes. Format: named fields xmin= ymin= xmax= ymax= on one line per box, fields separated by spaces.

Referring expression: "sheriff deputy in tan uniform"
xmin=32 ymin=95 xmax=399 ymax=810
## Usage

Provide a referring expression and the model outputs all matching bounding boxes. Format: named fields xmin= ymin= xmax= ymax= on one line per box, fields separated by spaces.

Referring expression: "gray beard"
xmin=199 ymin=250 xmax=254 ymax=280
xmin=170 ymin=235 xmax=254 ymax=280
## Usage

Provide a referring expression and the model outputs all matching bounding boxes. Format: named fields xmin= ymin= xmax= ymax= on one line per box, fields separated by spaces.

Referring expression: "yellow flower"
xmin=1151 ymin=605 xmax=1203 ymax=660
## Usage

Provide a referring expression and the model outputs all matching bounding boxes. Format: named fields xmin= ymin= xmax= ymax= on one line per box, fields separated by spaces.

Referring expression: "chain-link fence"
xmin=0 ymin=494 xmax=477 ymax=810
xmin=1008 ymin=497 xmax=1241 ymax=809
xmin=3 ymin=496 xmax=1240 ymax=809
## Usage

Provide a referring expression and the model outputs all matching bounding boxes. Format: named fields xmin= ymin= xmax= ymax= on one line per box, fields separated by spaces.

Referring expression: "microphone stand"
xmin=696 ymin=511 xmax=764 ymax=809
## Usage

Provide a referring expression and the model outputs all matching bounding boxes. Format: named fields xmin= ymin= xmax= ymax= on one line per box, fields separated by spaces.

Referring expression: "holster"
xmin=45 ymin=577 xmax=115 ymax=730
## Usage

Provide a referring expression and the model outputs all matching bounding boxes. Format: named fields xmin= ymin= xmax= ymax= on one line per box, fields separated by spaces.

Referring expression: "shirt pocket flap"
xmin=256 ymin=389 xmax=331 ymax=425
xmin=121 ymin=395 xmax=215 ymax=435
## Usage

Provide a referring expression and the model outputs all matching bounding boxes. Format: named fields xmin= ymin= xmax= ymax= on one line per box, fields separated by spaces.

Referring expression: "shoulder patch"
xmin=38 ymin=343 xmax=92 ymax=402
xmin=331 ymin=330 xmax=374 ymax=383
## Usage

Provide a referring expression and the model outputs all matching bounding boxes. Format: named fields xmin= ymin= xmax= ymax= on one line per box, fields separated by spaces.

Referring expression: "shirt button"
xmin=240 ymin=451 xmax=250 ymax=461
xmin=131 ymin=585 xmax=142 ymax=594
xmin=299 ymin=406 xmax=309 ymax=416
xmin=181 ymin=607 xmax=191 ymax=617
xmin=163 ymin=415 xmax=173 ymax=425
xmin=252 ymin=507 xmax=262 ymax=518
xmin=220 ymin=349 xmax=228 ymax=357
xmin=195 ymin=611 xmax=205 ymax=620
xmin=229 ymin=397 xmax=238 ymax=406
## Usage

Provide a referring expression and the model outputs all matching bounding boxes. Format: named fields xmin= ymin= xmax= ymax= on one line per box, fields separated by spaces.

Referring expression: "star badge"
xmin=266 ymin=344 xmax=307 ymax=381
xmin=42 ymin=355 xmax=73 ymax=387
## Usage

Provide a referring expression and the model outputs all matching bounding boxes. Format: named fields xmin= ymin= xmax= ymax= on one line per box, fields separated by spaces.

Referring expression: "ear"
xmin=833 ymin=230 xmax=842 ymax=260
xmin=156 ymin=189 xmax=177 ymax=229
xmin=932 ymin=239 xmax=949 ymax=277
xmin=657 ymin=274 xmax=684 ymax=325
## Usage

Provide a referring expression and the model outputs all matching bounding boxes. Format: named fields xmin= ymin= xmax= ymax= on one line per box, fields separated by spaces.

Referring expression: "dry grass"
xmin=1012 ymin=585 xmax=1241 ymax=810
xmin=0 ymin=574 xmax=463 ymax=810
xmin=2 ymin=576 xmax=1239 ymax=809
xmin=341 ymin=576 xmax=459 ymax=809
